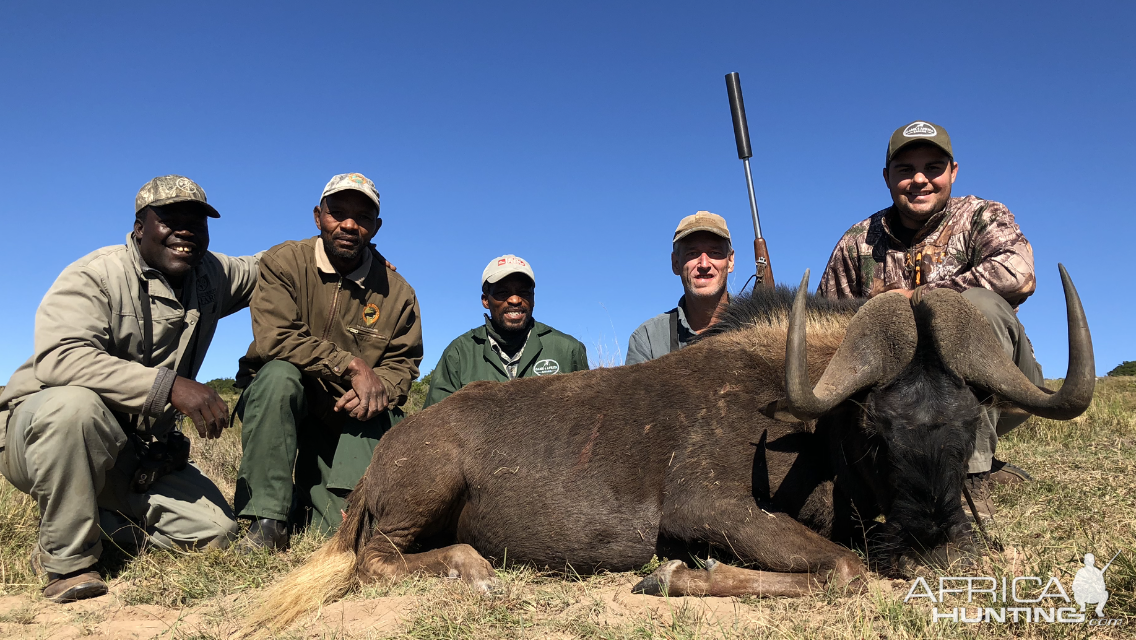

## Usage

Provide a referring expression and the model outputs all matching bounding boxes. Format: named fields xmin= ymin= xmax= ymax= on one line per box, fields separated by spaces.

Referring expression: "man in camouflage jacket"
xmin=818 ymin=121 xmax=1044 ymax=507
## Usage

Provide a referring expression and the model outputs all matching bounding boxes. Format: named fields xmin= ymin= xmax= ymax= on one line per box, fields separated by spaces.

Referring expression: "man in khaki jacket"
xmin=0 ymin=176 xmax=259 ymax=602
xmin=234 ymin=172 xmax=423 ymax=549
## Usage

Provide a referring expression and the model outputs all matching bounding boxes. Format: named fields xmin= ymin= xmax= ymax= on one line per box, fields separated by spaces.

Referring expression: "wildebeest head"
xmin=781 ymin=266 xmax=1095 ymax=571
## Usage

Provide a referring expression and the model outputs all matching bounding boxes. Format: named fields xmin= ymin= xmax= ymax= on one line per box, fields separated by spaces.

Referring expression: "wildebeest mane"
xmin=698 ymin=285 xmax=864 ymax=339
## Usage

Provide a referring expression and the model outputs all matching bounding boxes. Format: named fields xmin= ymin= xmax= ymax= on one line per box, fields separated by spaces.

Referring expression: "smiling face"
xmin=133 ymin=203 xmax=211 ymax=286
xmin=314 ymin=190 xmax=380 ymax=268
xmin=883 ymin=144 xmax=959 ymax=229
xmin=671 ymin=231 xmax=734 ymax=300
xmin=481 ymin=272 xmax=535 ymax=332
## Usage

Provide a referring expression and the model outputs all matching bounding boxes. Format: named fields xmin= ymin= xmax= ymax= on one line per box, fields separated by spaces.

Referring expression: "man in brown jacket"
xmin=818 ymin=121 xmax=1044 ymax=515
xmin=234 ymin=172 xmax=423 ymax=549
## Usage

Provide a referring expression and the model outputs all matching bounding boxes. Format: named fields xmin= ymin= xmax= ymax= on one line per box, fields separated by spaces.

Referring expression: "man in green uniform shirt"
xmin=423 ymin=254 xmax=588 ymax=408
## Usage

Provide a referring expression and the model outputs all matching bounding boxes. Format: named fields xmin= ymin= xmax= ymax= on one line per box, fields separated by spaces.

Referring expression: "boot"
xmin=43 ymin=570 xmax=107 ymax=603
xmin=962 ymin=472 xmax=995 ymax=520
xmin=237 ymin=518 xmax=290 ymax=553
xmin=989 ymin=458 xmax=1032 ymax=485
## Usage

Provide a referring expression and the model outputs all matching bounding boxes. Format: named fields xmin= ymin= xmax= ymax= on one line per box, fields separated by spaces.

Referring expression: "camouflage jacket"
xmin=818 ymin=196 xmax=1035 ymax=308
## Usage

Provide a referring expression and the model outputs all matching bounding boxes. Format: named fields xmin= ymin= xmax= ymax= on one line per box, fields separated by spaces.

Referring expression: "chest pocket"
xmin=348 ymin=325 xmax=389 ymax=349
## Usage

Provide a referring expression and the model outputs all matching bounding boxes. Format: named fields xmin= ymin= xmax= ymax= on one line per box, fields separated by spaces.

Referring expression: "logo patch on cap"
xmin=903 ymin=122 xmax=937 ymax=138
xmin=362 ymin=303 xmax=380 ymax=326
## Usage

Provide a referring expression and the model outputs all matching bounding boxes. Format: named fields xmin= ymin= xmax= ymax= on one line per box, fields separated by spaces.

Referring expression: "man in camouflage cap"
xmin=0 ymin=175 xmax=261 ymax=602
xmin=232 ymin=172 xmax=423 ymax=549
xmin=817 ymin=121 xmax=1044 ymax=514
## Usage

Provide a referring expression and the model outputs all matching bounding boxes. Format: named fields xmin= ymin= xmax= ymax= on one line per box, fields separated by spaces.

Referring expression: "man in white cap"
xmin=232 ymin=172 xmax=423 ymax=550
xmin=422 ymin=254 xmax=588 ymax=408
xmin=625 ymin=211 xmax=735 ymax=365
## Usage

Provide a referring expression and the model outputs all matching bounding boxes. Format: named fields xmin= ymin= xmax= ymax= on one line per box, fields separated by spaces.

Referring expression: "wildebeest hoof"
xmin=631 ymin=559 xmax=685 ymax=596
xmin=477 ymin=577 xmax=505 ymax=597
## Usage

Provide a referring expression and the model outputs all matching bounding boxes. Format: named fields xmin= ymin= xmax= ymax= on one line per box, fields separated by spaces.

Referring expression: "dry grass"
xmin=0 ymin=379 xmax=1133 ymax=638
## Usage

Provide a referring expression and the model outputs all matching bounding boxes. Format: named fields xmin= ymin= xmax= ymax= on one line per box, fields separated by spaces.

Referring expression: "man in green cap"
xmin=233 ymin=172 xmax=423 ymax=550
xmin=0 ymin=175 xmax=260 ymax=602
xmin=625 ymin=211 xmax=735 ymax=365
xmin=817 ymin=120 xmax=1044 ymax=514
xmin=423 ymin=254 xmax=588 ymax=408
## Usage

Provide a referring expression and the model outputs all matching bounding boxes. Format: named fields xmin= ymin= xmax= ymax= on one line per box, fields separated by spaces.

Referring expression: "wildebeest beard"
xmin=863 ymin=346 xmax=983 ymax=571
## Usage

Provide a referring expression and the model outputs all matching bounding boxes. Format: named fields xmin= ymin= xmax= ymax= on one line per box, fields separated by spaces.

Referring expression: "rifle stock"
xmin=753 ymin=238 xmax=773 ymax=287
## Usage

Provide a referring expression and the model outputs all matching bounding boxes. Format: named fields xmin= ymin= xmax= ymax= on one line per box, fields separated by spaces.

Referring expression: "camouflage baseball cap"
xmin=673 ymin=211 xmax=731 ymax=245
xmin=886 ymin=120 xmax=953 ymax=165
xmin=321 ymin=172 xmax=381 ymax=212
xmin=135 ymin=175 xmax=219 ymax=218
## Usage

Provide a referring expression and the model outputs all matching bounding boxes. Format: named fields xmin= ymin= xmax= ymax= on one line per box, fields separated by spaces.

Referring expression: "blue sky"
xmin=1 ymin=1 xmax=1132 ymax=384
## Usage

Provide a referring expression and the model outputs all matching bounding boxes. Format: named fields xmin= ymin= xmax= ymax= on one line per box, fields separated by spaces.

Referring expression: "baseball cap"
xmin=886 ymin=121 xmax=953 ymax=165
xmin=673 ymin=211 xmax=731 ymax=244
xmin=135 ymin=175 xmax=219 ymax=218
xmin=482 ymin=254 xmax=535 ymax=286
xmin=321 ymin=172 xmax=381 ymax=212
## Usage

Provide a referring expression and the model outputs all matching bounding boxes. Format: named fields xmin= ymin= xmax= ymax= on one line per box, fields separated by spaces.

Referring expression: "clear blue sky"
xmin=1 ymin=2 xmax=1132 ymax=384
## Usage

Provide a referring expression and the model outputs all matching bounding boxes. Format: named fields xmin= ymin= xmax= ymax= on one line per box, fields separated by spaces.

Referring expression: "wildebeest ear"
xmin=761 ymin=398 xmax=804 ymax=423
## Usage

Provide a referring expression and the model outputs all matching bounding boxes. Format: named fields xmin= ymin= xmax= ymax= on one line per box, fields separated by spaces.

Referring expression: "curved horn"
xmin=928 ymin=264 xmax=1095 ymax=420
xmin=784 ymin=271 xmax=918 ymax=419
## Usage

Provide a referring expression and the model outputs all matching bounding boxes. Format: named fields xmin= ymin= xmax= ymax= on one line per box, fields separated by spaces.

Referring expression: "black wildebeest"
xmin=252 ymin=267 xmax=1093 ymax=630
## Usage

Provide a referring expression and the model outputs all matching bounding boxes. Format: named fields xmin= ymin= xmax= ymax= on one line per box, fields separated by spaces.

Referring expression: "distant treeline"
xmin=1109 ymin=361 xmax=1136 ymax=377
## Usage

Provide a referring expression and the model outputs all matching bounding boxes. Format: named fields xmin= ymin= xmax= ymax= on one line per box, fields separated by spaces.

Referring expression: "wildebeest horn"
xmin=925 ymin=264 xmax=1095 ymax=420
xmin=784 ymin=271 xmax=918 ymax=419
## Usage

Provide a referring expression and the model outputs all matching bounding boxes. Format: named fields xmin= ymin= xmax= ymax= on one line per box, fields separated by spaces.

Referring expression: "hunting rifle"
xmin=725 ymin=71 xmax=773 ymax=288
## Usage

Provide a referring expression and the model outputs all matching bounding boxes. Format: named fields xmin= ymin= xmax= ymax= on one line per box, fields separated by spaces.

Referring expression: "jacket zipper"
xmin=321 ymin=279 xmax=343 ymax=341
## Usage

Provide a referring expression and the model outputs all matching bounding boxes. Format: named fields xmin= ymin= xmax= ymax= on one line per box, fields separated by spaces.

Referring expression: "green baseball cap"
xmin=135 ymin=175 xmax=219 ymax=218
xmin=886 ymin=121 xmax=953 ymax=166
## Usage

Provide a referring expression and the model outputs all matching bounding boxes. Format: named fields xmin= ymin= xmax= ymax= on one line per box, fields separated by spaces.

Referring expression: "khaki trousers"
xmin=0 ymin=386 xmax=237 ymax=575
xmin=962 ymin=288 xmax=1045 ymax=474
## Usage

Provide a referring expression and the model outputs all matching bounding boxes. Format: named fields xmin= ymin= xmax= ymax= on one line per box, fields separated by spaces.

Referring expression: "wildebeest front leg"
xmin=357 ymin=538 xmax=499 ymax=592
xmin=636 ymin=495 xmax=865 ymax=597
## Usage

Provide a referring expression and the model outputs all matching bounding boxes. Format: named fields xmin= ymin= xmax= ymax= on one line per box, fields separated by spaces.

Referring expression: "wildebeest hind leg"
xmin=357 ymin=539 xmax=499 ymax=593
xmin=636 ymin=496 xmax=865 ymax=597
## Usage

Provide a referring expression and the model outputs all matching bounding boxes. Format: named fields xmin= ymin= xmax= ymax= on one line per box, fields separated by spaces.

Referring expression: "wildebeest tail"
xmin=239 ymin=490 xmax=373 ymax=636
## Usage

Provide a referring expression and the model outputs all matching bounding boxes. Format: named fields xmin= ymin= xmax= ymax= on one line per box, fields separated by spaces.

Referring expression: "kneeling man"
xmin=626 ymin=211 xmax=734 ymax=365
xmin=817 ymin=120 xmax=1043 ymax=507
xmin=0 ymin=176 xmax=259 ymax=602
xmin=423 ymin=255 xmax=588 ymax=408
xmin=234 ymin=173 xmax=422 ymax=548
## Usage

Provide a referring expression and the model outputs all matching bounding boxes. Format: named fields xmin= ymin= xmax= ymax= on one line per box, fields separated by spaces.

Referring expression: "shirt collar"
xmin=314 ymin=236 xmax=373 ymax=286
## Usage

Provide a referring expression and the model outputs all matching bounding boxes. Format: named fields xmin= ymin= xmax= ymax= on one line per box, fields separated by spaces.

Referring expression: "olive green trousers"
xmin=234 ymin=361 xmax=399 ymax=534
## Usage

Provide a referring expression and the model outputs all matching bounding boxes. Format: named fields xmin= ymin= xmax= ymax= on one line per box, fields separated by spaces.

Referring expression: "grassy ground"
xmin=0 ymin=378 xmax=1133 ymax=638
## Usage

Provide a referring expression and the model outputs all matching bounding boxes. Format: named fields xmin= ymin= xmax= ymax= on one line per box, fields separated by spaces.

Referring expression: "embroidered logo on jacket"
xmin=533 ymin=359 xmax=560 ymax=376
xmin=362 ymin=303 xmax=380 ymax=326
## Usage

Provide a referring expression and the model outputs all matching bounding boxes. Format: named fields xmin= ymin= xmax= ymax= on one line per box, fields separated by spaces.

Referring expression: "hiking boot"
xmin=42 ymin=570 xmax=107 ymax=603
xmin=989 ymin=458 xmax=1032 ymax=485
xmin=237 ymin=518 xmax=290 ymax=553
xmin=962 ymin=472 xmax=995 ymax=520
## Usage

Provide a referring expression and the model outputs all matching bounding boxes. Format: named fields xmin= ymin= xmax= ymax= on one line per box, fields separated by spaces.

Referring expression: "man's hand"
xmin=170 ymin=376 xmax=229 ymax=439
xmin=335 ymin=357 xmax=389 ymax=421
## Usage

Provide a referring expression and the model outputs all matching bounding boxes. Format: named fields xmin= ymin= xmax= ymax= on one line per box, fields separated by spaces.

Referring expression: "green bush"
xmin=205 ymin=378 xmax=238 ymax=395
xmin=1108 ymin=361 xmax=1136 ymax=377
xmin=404 ymin=371 xmax=433 ymax=415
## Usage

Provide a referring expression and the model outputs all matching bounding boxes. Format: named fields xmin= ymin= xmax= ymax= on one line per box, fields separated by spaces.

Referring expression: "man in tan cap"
xmin=232 ymin=172 xmax=423 ymax=549
xmin=422 ymin=254 xmax=588 ymax=408
xmin=625 ymin=211 xmax=735 ymax=365
xmin=0 ymin=175 xmax=260 ymax=602
xmin=817 ymin=120 xmax=1043 ymax=514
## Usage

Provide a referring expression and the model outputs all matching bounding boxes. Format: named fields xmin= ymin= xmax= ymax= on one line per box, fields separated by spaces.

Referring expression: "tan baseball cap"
xmin=135 ymin=175 xmax=219 ymax=218
xmin=673 ymin=211 xmax=731 ymax=244
xmin=886 ymin=120 xmax=953 ymax=165
xmin=321 ymin=172 xmax=381 ymax=212
xmin=482 ymin=254 xmax=535 ymax=286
